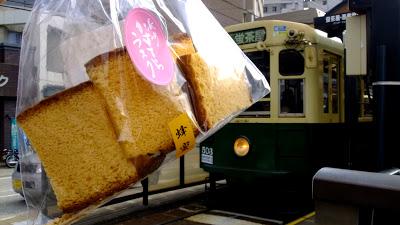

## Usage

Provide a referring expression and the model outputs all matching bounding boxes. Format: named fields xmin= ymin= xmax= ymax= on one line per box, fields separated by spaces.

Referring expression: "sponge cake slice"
xmin=17 ymin=82 xmax=138 ymax=212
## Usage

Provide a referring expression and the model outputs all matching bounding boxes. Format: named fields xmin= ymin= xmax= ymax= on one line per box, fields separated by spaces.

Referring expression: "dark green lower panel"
xmin=200 ymin=122 xmax=376 ymax=180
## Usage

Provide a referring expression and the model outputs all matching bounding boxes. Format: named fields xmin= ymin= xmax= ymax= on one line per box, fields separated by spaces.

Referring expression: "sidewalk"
xmin=0 ymin=167 xmax=14 ymax=178
xmin=0 ymin=183 xmax=209 ymax=225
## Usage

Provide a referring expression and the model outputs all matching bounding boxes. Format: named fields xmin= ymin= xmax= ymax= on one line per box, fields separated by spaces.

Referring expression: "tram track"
xmin=104 ymin=202 xmax=284 ymax=225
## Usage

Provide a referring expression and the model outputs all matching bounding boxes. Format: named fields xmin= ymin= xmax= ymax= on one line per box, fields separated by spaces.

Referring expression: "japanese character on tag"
xmin=176 ymin=125 xmax=187 ymax=139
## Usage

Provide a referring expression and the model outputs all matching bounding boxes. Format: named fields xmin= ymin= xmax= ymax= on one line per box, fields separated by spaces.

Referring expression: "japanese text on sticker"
xmin=131 ymin=19 xmax=164 ymax=79
xmin=168 ymin=113 xmax=196 ymax=158
xmin=124 ymin=8 xmax=174 ymax=85
xmin=181 ymin=141 xmax=190 ymax=152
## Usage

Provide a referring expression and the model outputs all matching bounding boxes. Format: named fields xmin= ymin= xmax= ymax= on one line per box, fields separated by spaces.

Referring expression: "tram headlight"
xmin=233 ymin=137 xmax=250 ymax=157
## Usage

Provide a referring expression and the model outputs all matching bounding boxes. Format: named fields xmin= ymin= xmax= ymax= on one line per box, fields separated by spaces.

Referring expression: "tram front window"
xmin=279 ymin=49 xmax=304 ymax=76
xmin=245 ymin=50 xmax=270 ymax=86
xmin=280 ymin=79 xmax=304 ymax=115
xmin=239 ymin=100 xmax=270 ymax=118
xmin=239 ymin=50 xmax=270 ymax=118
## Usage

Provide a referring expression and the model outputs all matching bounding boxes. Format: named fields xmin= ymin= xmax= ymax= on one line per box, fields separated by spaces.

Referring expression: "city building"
xmin=263 ymin=0 xmax=304 ymax=16
xmin=257 ymin=7 xmax=325 ymax=26
xmin=304 ymin=0 xmax=342 ymax=12
xmin=0 ymin=0 xmax=33 ymax=154
xmin=264 ymin=0 xmax=343 ymax=16
xmin=314 ymin=0 xmax=357 ymax=38
xmin=203 ymin=0 xmax=264 ymax=26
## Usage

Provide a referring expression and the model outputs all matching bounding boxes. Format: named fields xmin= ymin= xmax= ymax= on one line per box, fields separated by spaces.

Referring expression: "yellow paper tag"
xmin=168 ymin=113 xmax=196 ymax=158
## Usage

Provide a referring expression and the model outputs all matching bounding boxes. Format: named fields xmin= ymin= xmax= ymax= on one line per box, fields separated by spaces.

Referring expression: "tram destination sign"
xmin=229 ymin=27 xmax=266 ymax=45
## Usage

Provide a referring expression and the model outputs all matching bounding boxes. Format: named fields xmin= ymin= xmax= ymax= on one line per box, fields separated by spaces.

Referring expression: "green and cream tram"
xmin=200 ymin=20 xmax=374 ymax=183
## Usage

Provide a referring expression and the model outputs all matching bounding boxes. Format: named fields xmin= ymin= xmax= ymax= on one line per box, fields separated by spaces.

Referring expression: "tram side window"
xmin=359 ymin=77 xmax=373 ymax=119
xmin=323 ymin=52 xmax=340 ymax=114
xmin=323 ymin=59 xmax=329 ymax=113
xmin=279 ymin=49 xmax=304 ymax=76
xmin=331 ymin=62 xmax=339 ymax=113
xmin=280 ymin=79 xmax=304 ymax=115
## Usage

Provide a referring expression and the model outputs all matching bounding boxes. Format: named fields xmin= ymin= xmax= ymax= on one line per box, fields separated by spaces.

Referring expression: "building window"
xmin=7 ymin=31 xmax=22 ymax=45
xmin=264 ymin=6 xmax=268 ymax=12
xmin=3 ymin=0 xmax=34 ymax=7
xmin=47 ymin=26 xmax=65 ymax=73
xmin=42 ymin=85 xmax=65 ymax=97
xmin=272 ymin=6 xmax=277 ymax=12
xmin=323 ymin=0 xmax=327 ymax=5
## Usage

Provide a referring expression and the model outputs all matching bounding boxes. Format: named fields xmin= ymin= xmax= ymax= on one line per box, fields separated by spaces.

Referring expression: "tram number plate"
xmin=201 ymin=146 xmax=213 ymax=165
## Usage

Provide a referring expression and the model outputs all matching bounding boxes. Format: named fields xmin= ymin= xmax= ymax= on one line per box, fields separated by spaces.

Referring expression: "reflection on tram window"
xmin=239 ymin=100 xmax=270 ymax=118
xmin=279 ymin=49 xmax=304 ymax=76
xmin=245 ymin=50 xmax=270 ymax=97
xmin=332 ymin=63 xmax=338 ymax=113
xmin=323 ymin=59 xmax=329 ymax=113
xmin=279 ymin=79 xmax=304 ymax=115
xmin=359 ymin=77 xmax=373 ymax=119
xmin=323 ymin=51 xmax=340 ymax=114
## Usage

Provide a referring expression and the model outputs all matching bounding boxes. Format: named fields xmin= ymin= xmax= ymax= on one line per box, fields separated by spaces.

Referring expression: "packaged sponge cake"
xmin=179 ymin=52 xmax=252 ymax=131
xmin=16 ymin=0 xmax=270 ymax=224
xmin=85 ymin=47 xmax=196 ymax=159
xmin=17 ymin=82 xmax=138 ymax=212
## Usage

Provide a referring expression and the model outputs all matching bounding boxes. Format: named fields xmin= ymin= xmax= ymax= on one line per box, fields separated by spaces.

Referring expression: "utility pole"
xmin=242 ymin=0 xmax=262 ymax=22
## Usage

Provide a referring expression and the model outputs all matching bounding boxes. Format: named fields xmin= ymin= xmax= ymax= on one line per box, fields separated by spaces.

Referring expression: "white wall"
xmin=264 ymin=0 xmax=304 ymax=16
xmin=305 ymin=0 xmax=342 ymax=12
xmin=0 ymin=6 xmax=30 ymax=26
xmin=327 ymin=0 xmax=342 ymax=11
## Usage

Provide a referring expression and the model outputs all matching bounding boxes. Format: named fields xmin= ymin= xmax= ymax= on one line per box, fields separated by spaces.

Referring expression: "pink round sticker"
xmin=124 ymin=8 xmax=174 ymax=85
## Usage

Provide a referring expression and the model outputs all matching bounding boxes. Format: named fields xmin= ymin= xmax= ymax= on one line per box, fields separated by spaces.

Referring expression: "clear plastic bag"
xmin=16 ymin=0 xmax=270 ymax=224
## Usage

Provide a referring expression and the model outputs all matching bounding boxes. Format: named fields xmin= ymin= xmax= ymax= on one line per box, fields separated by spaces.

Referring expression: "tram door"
xmin=322 ymin=51 xmax=341 ymax=122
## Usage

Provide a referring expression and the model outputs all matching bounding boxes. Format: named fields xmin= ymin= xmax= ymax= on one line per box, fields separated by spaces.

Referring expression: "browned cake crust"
xmin=132 ymin=154 xmax=166 ymax=179
xmin=170 ymin=33 xmax=196 ymax=60
xmin=178 ymin=55 xmax=209 ymax=130
xmin=17 ymin=82 xmax=138 ymax=213
xmin=178 ymin=53 xmax=252 ymax=131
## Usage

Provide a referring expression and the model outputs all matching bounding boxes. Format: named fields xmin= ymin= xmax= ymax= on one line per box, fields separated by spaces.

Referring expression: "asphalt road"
xmin=0 ymin=168 xmax=28 ymax=223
